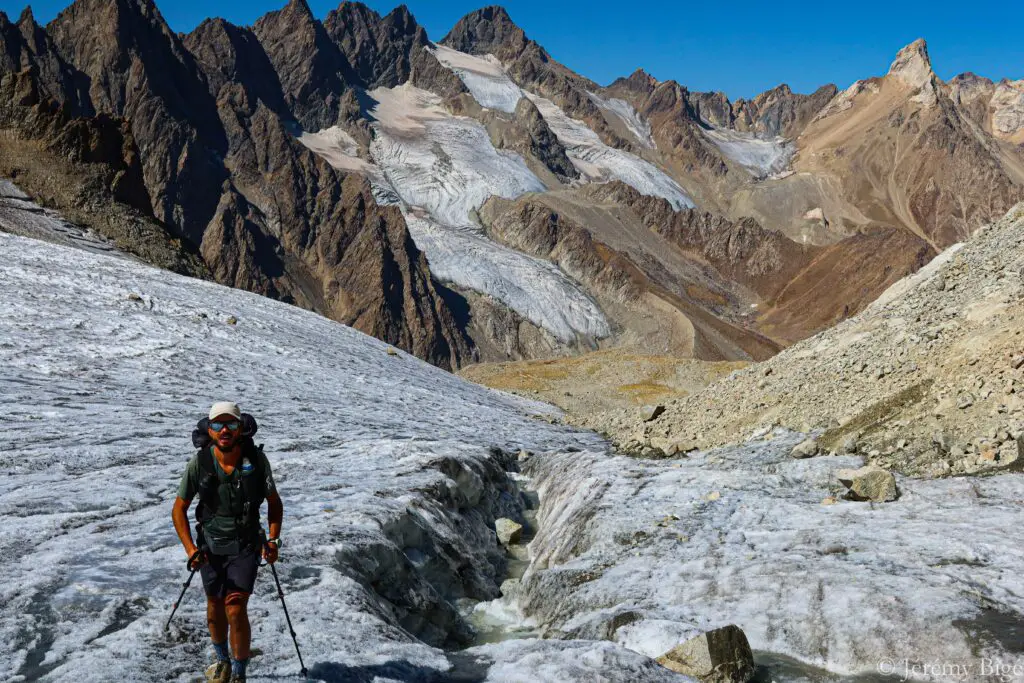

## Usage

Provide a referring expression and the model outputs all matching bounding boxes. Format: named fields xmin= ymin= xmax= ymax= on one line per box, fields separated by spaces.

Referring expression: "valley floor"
xmin=2 ymin=233 xmax=1024 ymax=682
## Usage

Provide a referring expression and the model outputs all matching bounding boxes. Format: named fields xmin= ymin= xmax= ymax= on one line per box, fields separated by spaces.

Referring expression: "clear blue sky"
xmin=4 ymin=0 xmax=1022 ymax=99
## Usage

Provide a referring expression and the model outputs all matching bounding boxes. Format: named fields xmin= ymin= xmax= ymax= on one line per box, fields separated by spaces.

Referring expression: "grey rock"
xmin=837 ymin=465 xmax=899 ymax=502
xmin=656 ymin=624 xmax=755 ymax=683
xmin=495 ymin=518 xmax=523 ymax=545
xmin=790 ymin=438 xmax=819 ymax=459
xmin=641 ymin=405 xmax=666 ymax=422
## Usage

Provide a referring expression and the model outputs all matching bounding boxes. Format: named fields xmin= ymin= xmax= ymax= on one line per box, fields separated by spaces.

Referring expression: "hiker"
xmin=171 ymin=402 xmax=283 ymax=683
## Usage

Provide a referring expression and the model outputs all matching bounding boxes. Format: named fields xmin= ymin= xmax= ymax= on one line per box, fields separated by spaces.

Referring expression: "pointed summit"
xmin=441 ymin=5 xmax=530 ymax=60
xmin=887 ymin=38 xmax=935 ymax=90
xmin=17 ymin=6 xmax=34 ymax=26
xmin=284 ymin=0 xmax=313 ymax=18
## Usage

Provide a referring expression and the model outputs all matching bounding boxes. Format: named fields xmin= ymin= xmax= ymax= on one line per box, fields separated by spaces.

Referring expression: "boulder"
xmin=836 ymin=465 xmax=898 ymax=502
xmin=657 ymin=624 xmax=755 ymax=683
xmin=641 ymin=405 xmax=666 ymax=422
xmin=790 ymin=438 xmax=819 ymax=459
xmin=495 ymin=518 xmax=524 ymax=545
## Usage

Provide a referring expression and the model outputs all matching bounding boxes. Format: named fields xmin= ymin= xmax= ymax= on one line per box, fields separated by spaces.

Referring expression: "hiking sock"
xmin=212 ymin=641 xmax=230 ymax=662
xmin=231 ymin=657 xmax=249 ymax=678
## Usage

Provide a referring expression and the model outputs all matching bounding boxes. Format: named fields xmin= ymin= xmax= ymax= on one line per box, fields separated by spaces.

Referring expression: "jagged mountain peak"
xmin=887 ymin=37 xmax=935 ymax=90
xmin=17 ymin=5 xmax=34 ymax=25
xmin=616 ymin=68 xmax=659 ymax=91
xmin=283 ymin=0 xmax=314 ymax=17
xmin=441 ymin=4 xmax=531 ymax=59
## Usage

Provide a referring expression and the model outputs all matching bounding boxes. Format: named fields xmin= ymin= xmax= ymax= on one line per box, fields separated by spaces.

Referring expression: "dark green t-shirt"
xmin=178 ymin=446 xmax=276 ymax=543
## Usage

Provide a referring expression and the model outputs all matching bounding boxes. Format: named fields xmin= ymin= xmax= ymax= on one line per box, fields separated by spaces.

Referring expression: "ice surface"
xmin=0 ymin=233 xmax=669 ymax=682
xmin=404 ymin=214 xmax=610 ymax=341
xmin=587 ymin=91 xmax=655 ymax=149
xmin=702 ymin=127 xmax=794 ymax=178
xmin=428 ymin=45 xmax=524 ymax=114
xmin=526 ymin=92 xmax=694 ymax=209
xmin=0 ymin=181 xmax=118 ymax=255
xmin=363 ymin=84 xmax=609 ymax=341
xmin=296 ymin=127 xmax=375 ymax=175
xmin=521 ymin=431 xmax=1024 ymax=678
xmin=368 ymin=85 xmax=546 ymax=229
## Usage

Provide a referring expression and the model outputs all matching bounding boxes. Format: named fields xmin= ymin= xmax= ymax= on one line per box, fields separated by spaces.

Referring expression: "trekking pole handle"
xmin=186 ymin=548 xmax=205 ymax=572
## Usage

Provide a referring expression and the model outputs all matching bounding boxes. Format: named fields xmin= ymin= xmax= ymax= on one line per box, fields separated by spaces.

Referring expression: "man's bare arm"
xmin=266 ymin=490 xmax=283 ymax=541
xmin=172 ymin=497 xmax=199 ymax=558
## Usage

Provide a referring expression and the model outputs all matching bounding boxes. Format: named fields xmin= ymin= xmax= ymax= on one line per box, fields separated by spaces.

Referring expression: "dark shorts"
xmin=200 ymin=547 xmax=260 ymax=598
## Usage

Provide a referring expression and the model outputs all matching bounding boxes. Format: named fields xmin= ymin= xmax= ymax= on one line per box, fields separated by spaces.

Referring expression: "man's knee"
xmin=225 ymin=591 xmax=249 ymax=614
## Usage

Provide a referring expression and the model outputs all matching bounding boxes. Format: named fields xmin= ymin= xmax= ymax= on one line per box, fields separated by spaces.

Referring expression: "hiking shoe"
xmin=228 ymin=675 xmax=246 ymax=683
xmin=204 ymin=661 xmax=231 ymax=683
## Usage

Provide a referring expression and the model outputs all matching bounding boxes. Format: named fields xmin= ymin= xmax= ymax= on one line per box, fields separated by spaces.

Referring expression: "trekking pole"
xmin=262 ymin=536 xmax=308 ymax=679
xmin=269 ymin=562 xmax=308 ymax=678
xmin=165 ymin=549 xmax=204 ymax=630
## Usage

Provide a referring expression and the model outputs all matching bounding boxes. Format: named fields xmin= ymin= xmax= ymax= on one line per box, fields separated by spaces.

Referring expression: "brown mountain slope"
xmin=0 ymin=0 xmax=472 ymax=369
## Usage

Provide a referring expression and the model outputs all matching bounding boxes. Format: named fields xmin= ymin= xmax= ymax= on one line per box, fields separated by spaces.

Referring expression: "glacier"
xmin=365 ymin=83 xmax=609 ymax=342
xmin=587 ymin=90 xmax=656 ymax=149
xmin=367 ymin=85 xmax=546 ymax=229
xmin=403 ymin=214 xmax=611 ymax=341
xmin=0 ymin=232 xmax=674 ymax=683
xmin=525 ymin=92 xmax=695 ymax=209
xmin=3 ymin=224 xmax=1024 ymax=681
xmin=427 ymin=45 xmax=524 ymax=114
xmin=519 ymin=431 xmax=1024 ymax=679
xmin=702 ymin=127 xmax=794 ymax=178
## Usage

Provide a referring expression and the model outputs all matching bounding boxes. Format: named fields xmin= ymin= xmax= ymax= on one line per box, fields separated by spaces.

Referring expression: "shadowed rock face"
xmin=46 ymin=0 xmax=228 ymax=243
xmin=440 ymin=5 xmax=530 ymax=62
xmin=0 ymin=0 xmax=472 ymax=369
xmin=252 ymin=0 xmax=355 ymax=132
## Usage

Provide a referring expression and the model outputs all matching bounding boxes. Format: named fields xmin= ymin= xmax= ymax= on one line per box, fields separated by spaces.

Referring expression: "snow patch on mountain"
xmin=525 ymin=92 xmax=694 ymax=209
xmin=428 ymin=45 xmax=524 ymax=113
xmin=587 ymin=91 xmax=655 ymax=149
xmin=0 ymin=233 xmax=672 ymax=682
xmin=404 ymin=214 xmax=610 ymax=341
xmin=296 ymin=127 xmax=375 ymax=174
xmin=368 ymin=85 xmax=545 ymax=228
xmin=702 ymin=128 xmax=794 ymax=178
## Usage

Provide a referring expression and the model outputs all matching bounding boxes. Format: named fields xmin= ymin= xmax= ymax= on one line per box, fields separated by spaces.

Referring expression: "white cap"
xmin=208 ymin=401 xmax=242 ymax=421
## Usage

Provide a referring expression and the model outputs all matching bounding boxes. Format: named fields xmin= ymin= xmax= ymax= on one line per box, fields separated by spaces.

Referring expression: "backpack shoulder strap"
xmin=239 ymin=442 xmax=267 ymax=527
xmin=195 ymin=446 xmax=219 ymax=522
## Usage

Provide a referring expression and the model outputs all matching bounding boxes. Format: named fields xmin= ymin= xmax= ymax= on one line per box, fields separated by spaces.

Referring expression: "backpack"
xmin=190 ymin=413 xmax=267 ymax=551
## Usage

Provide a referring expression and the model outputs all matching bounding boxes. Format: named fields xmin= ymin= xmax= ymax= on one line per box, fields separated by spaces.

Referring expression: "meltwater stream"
xmin=455 ymin=433 xmax=1024 ymax=681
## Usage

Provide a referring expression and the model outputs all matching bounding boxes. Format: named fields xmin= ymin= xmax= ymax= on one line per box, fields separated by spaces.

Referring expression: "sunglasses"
xmin=210 ymin=420 xmax=241 ymax=433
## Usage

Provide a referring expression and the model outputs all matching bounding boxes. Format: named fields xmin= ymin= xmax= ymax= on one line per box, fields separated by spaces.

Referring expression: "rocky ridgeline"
xmin=577 ymin=203 xmax=1024 ymax=478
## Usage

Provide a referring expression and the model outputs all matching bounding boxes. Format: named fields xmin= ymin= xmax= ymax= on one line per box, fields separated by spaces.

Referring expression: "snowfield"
xmin=587 ymin=91 xmax=656 ymax=149
xmin=702 ymin=128 xmax=794 ymax=178
xmin=427 ymin=45 xmax=524 ymax=114
xmin=365 ymin=84 xmax=609 ymax=342
xmin=0 ymin=232 xmax=671 ymax=682
xmin=525 ymin=93 xmax=695 ymax=209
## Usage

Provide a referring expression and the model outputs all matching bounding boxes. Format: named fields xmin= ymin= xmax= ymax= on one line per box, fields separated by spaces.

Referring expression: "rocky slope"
xmin=583 ymin=203 xmax=1024 ymax=478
